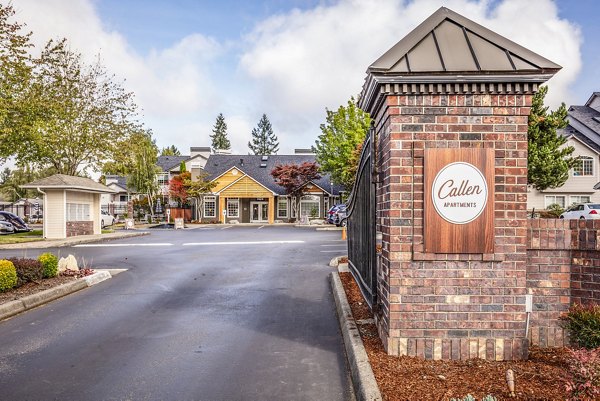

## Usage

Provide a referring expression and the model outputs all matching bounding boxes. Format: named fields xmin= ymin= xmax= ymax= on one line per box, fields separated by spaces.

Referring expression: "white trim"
xmin=227 ymin=198 xmax=240 ymax=218
xmin=210 ymin=166 xmax=249 ymax=185
xmin=565 ymin=134 xmax=600 ymax=155
xmin=569 ymin=195 xmax=592 ymax=205
xmin=573 ymin=156 xmax=594 ymax=177
xmin=204 ymin=196 xmax=216 ymax=218
xmin=215 ymin=170 xmax=276 ymax=196
xmin=250 ymin=201 xmax=269 ymax=223
xmin=299 ymin=180 xmax=329 ymax=194
xmin=544 ymin=195 xmax=566 ymax=208
xmin=62 ymin=190 xmax=67 ymax=238
xmin=277 ymin=197 xmax=288 ymax=218
xmin=299 ymin=195 xmax=321 ymax=218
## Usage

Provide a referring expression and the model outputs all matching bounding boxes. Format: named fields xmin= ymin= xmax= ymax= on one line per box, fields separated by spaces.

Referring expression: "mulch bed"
xmin=339 ymin=272 xmax=570 ymax=401
xmin=0 ymin=275 xmax=78 ymax=305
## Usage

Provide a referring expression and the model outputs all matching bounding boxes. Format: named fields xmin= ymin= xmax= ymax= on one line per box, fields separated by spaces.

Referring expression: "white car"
xmin=100 ymin=210 xmax=115 ymax=228
xmin=560 ymin=203 xmax=600 ymax=220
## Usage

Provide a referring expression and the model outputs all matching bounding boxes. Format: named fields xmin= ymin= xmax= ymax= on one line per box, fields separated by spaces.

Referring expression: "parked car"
xmin=326 ymin=204 xmax=345 ymax=224
xmin=333 ymin=205 xmax=347 ymax=227
xmin=559 ymin=203 xmax=600 ymax=220
xmin=0 ymin=220 xmax=14 ymax=235
xmin=0 ymin=211 xmax=31 ymax=232
xmin=100 ymin=210 xmax=115 ymax=228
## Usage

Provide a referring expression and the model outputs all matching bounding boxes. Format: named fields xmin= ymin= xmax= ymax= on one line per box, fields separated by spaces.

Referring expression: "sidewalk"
xmin=0 ymin=231 xmax=150 ymax=250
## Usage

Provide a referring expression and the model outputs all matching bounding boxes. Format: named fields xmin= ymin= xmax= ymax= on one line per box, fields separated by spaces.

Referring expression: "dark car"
xmin=334 ymin=207 xmax=347 ymax=227
xmin=0 ymin=211 xmax=31 ymax=233
xmin=326 ymin=204 xmax=345 ymax=224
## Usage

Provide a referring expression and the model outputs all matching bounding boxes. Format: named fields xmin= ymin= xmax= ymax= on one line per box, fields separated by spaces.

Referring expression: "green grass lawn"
xmin=0 ymin=229 xmax=44 ymax=244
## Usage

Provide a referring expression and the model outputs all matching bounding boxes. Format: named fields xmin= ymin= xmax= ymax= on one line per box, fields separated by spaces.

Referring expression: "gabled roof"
xmin=561 ymin=125 xmax=600 ymax=154
xmin=369 ymin=7 xmax=560 ymax=76
xmin=157 ymin=155 xmax=189 ymax=172
xmin=568 ymin=105 xmax=600 ymax=142
xmin=359 ymin=7 xmax=561 ymax=112
xmin=21 ymin=174 xmax=115 ymax=193
xmin=105 ymin=176 xmax=130 ymax=192
xmin=213 ymin=167 xmax=276 ymax=196
xmin=203 ymin=155 xmax=344 ymax=195
xmin=586 ymin=92 xmax=600 ymax=107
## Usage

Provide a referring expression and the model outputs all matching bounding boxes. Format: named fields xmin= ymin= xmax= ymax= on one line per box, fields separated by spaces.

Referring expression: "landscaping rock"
xmin=58 ymin=255 xmax=78 ymax=273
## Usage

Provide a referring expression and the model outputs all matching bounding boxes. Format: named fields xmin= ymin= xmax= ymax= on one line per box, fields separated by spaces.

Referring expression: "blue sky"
xmin=9 ymin=0 xmax=599 ymax=156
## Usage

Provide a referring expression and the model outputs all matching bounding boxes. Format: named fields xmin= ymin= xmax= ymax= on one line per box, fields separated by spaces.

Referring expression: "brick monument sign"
xmin=354 ymin=7 xmax=561 ymax=360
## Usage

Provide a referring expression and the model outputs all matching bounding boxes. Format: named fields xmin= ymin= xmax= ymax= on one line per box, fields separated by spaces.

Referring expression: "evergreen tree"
xmin=160 ymin=145 xmax=181 ymax=156
xmin=248 ymin=114 xmax=279 ymax=155
xmin=210 ymin=113 xmax=231 ymax=151
xmin=528 ymin=86 xmax=575 ymax=190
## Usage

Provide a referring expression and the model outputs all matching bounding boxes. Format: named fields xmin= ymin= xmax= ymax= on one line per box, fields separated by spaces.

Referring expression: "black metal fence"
xmin=346 ymin=128 xmax=377 ymax=308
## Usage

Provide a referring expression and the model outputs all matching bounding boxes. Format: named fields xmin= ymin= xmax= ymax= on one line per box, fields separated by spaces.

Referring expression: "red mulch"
xmin=339 ymin=272 xmax=570 ymax=401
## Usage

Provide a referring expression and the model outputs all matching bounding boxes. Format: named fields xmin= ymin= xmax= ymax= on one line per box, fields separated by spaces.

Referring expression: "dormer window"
xmin=573 ymin=156 xmax=594 ymax=177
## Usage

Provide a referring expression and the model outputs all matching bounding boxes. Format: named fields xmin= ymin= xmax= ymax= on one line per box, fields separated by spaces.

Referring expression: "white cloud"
xmin=7 ymin=0 xmax=583 ymax=158
xmin=240 ymin=0 xmax=582 ymax=125
xmin=13 ymin=0 xmax=222 ymax=152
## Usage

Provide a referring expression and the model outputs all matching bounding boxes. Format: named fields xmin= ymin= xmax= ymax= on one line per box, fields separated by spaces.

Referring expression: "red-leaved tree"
xmin=271 ymin=162 xmax=321 ymax=218
xmin=168 ymin=171 xmax=190 ymax=207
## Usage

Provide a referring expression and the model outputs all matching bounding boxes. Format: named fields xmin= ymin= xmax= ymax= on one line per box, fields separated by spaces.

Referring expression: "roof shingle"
xmin=203 ymin=155 xmax=344 ymax=195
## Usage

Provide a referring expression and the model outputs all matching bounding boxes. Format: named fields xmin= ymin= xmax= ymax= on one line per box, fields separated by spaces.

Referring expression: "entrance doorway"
xmin=250 ymin=201 xmax=268 ymax=223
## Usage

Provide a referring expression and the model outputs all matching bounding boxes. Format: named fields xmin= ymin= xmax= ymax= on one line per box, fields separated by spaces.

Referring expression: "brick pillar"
xmin=374 ymin=92 xmax=533 ymax=360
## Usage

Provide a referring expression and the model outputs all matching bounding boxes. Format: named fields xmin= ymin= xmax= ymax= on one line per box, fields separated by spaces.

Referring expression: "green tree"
xmin=314 ymin=97 xmax=370 ymax=189
xmin=126 ymin=131 xmax=160 ymax=220
xmin=248 ymin=114 xmax=279 ymax=155
xmin=528 ymin=86 xmax=575 ymax=190
xmin=210 ymin=113 xmax=231 ymax=151
xmin=0 ymin=4 xmax=35 ymax=165
xmin=0 ymin=165 xmax=55 ymax=201
xmin=5 ymin=38 xmax=139 ymax=175
xmin=160 ymin=145 xmax=181 ymax=156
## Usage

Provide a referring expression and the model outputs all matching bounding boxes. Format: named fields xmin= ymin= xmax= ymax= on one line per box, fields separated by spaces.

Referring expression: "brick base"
xmin=66 ymin=221 xmax=93 ymax=237
xmin=383 ymin=333 xmax=528 ymax=361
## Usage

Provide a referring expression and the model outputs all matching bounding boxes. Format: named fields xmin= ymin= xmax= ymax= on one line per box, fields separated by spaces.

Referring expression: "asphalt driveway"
xmin=0 ymin=225 xmax=352 ymax=401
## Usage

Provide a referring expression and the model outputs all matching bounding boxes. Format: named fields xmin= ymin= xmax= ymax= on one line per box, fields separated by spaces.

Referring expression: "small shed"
xmin=21 ymin=174 xmax=115 ymax=239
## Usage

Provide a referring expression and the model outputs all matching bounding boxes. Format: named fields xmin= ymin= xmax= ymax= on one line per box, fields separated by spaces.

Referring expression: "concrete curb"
xmin=0 ymin=231 xmax=150 ymax=249
xmin=331 ymin=272 xmax=382 ymax=401
xmin=0 ymin=270 xmax=112 ymax=321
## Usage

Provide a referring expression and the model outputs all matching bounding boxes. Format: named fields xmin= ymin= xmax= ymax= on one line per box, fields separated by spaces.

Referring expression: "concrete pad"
xmin=83 ymin=271 xmax=111 ymax=286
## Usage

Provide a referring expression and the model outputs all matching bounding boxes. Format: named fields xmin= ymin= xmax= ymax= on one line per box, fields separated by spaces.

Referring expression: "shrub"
xmin=38 ymin=253 xmax=58 ymax=278
xmin=560 ymin=303 xmax=600 ymax=349
xmin=8 ymin=257 xmax=43 ymax=287
xmin=546 ymin=203 xmax=564 ymax=218
xmin=565 ymin=347 xmax=600 ymax=401
xmin=0 ymin=260 xmax=17 ymax=292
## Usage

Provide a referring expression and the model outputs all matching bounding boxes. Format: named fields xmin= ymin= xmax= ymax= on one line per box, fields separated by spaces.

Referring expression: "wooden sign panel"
xmin=424 ymin=148 xmax=494 ymax=254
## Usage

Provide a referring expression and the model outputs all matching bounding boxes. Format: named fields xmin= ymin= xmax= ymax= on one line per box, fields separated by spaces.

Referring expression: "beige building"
xmin=528 ymin=92 xmax=600 ymax=210
xmin=22 ymin=174 xmax=115 ymax=239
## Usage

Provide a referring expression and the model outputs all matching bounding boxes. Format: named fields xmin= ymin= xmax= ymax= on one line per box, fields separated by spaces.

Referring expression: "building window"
xmin=227 ymin=198 xmax=239 ymax=218
xmin=66 ymin=203 xmax=90 ymax=221
xmin=574 ymin=156 xmax=594 ymax=176
xmin=300 ymin=195 xmax=320 ymax=218
xmin=545 ymin=195 xmax=566 ymax=208
xmin=157 ymin=173 xmax=169 ymax=186
xmin=570 ymin=195 xmax=591 ymax=205
xmin=204 ymin=196 xmax=216 ymax=218
xmin=119 ymin=195 xmax=128 ymax=202
xmin=277 ymin=198 xmax=288 ymax=218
